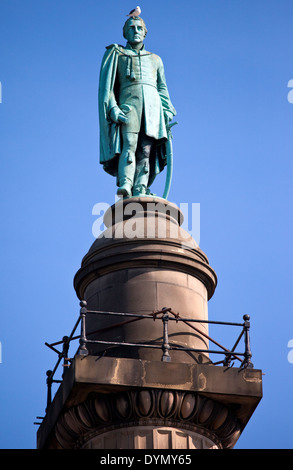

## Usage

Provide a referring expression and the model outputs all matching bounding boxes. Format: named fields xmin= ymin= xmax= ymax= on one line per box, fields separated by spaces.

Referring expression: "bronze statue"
xmin=98 ymin=15 xmax=176 ymax=198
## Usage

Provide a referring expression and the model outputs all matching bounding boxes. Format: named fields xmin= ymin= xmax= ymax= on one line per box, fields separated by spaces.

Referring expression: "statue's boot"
xmin=117 ymin=182 xmax=132 ymax=198
xmin=117 ymin=147 xmax=136 ymax=197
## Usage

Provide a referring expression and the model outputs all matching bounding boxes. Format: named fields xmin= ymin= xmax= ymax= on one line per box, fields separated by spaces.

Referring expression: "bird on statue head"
xmin=126 ymin=6 xmax=141 ymax=17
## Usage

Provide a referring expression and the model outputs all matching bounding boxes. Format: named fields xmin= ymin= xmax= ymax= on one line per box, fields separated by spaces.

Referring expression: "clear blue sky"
xmin=1 ymin=0 xmax=293 ymax=449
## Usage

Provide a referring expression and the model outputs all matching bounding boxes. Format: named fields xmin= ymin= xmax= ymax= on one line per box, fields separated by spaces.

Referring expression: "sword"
xmin=162 ymin=121 xmax=178 ymax=200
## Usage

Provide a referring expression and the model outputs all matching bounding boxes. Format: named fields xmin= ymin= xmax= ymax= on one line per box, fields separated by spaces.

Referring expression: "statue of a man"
xmin=98 ymin=16 xmax=176 ymax=198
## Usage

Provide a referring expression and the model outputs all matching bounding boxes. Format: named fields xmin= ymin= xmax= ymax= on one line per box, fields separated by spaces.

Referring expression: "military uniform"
xmin=98 ymin=42 xmax=176 ymax=196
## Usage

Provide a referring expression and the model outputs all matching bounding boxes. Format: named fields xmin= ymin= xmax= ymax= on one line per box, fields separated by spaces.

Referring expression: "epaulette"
xmin=106 ymin=44 xmax=124 ymax=50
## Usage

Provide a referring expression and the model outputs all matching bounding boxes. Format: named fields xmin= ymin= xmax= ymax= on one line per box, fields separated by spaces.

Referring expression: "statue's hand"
xmin=110 ymin=106 xmax=128 ymax=124
xmin=117 ymin=113 xmax=128 ymax=123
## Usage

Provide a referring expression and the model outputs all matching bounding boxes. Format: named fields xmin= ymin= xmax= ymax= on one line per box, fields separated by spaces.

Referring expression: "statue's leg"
xmin=132 ymin=133 xmax=154 ymax=197
xmin=117 ymin=131 xmax=139 ymax=197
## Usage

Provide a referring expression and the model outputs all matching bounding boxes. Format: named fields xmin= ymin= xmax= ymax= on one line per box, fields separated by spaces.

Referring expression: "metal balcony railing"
xmin=40 ymin=300 xmax=253 ymax=416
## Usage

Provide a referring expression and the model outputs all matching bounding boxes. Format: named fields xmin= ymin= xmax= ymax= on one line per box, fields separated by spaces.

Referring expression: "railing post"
xmin=62 ymin=336 xmax=70 ymax=378
xmin=78 ymin=300 xmax=88 ymax=356
xmin=161 ymin=308 xmax=171 ymax=362
xmin=46 ymin=370 xmax=53 ymax=412
xmin=242 ymin=314 xmax=253 ymax=368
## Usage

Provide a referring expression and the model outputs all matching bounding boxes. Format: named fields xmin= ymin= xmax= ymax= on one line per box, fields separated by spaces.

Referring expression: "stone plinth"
xmin=73 ymin=198 xmax=217 ymax=363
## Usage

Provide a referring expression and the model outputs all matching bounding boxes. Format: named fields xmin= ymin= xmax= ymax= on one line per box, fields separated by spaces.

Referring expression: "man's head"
xmin=123 ymin=17 xmax=147 ymax=45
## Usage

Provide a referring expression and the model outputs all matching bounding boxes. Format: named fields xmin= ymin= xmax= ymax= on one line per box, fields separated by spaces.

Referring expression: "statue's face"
xmin=125 ymin=19 xmax=145 ymax=45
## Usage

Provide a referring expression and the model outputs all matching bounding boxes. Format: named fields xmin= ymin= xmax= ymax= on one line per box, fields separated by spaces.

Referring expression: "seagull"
xmin=126 ymin=6 xmax=141 ymax=17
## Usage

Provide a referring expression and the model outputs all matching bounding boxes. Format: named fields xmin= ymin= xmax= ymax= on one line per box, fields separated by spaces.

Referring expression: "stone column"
xmin=73 ymin=197 xmax=217 ymax=363
xmin=37 ymin=198 xmax=262 ymax=450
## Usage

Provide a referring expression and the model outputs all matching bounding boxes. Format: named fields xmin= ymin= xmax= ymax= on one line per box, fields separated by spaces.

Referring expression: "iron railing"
xmin=42 ymin=300 xmax=253 ymax=413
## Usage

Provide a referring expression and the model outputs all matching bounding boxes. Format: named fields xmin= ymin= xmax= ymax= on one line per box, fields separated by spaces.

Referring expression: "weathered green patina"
xmin=98 ymin=16 xmax=176 ymax=198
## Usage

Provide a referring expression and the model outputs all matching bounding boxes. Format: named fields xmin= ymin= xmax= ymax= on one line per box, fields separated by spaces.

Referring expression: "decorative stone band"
xmin=54 ymin=388 xmax=241 ymax=449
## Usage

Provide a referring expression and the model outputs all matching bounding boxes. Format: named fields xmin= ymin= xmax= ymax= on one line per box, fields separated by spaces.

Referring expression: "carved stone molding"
xmin=54 ymin=388 xmax=241 ymax=449
xmin=80 ymin=425 xmax=219 ymax=449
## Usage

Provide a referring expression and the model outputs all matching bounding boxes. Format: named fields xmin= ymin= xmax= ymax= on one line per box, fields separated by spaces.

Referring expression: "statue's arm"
xmin=157 ymin=57 xmax=176 ymax=121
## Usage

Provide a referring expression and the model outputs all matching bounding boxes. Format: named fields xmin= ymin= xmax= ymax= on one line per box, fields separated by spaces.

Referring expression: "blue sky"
xmin=1 ymin=0 xmax=293 ymax=449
